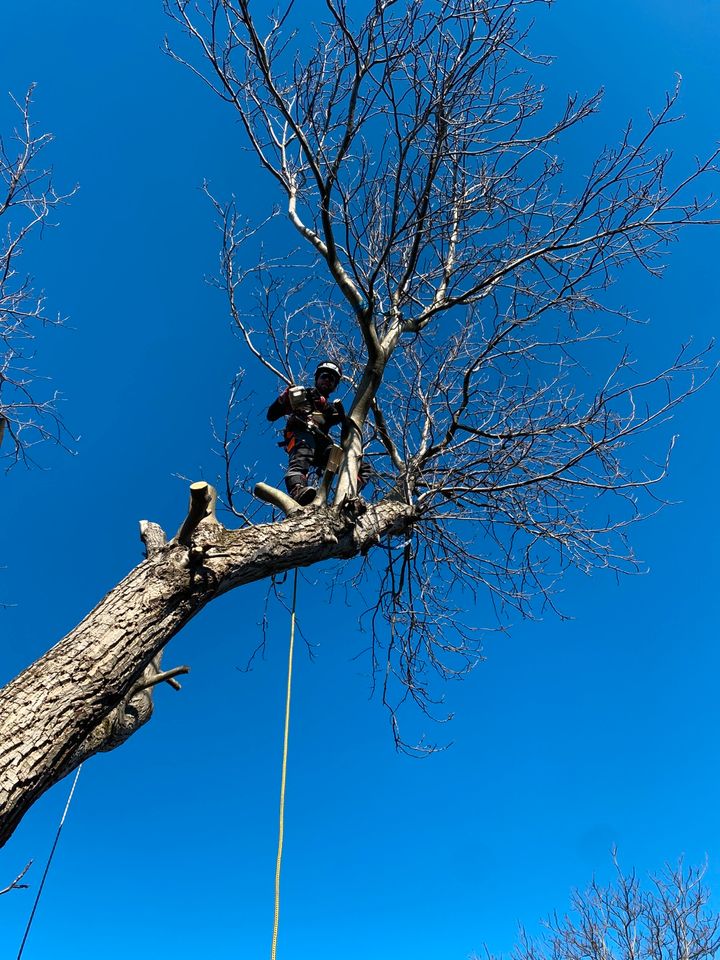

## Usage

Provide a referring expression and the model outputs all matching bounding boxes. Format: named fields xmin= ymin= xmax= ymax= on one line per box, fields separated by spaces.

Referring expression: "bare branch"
xmin=0 ymin=86 xmax=76 ymax=467
xmin=0 ymin=860 xmax=31 ymax=896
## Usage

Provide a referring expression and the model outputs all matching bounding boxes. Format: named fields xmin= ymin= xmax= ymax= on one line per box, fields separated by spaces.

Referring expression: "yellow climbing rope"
xmin=270 ymin=567 xmax=298 ymax=960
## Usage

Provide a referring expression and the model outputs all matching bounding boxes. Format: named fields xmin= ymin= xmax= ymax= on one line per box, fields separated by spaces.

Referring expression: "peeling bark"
xmin=0 ymin=485 xmax=415 ymax=847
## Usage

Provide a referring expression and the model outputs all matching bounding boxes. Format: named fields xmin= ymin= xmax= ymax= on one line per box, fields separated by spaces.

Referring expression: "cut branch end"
xmin=253 ymin=481 xmax=303 ymax=516
xmin=175 ymin=482 xmax=220 ymax=545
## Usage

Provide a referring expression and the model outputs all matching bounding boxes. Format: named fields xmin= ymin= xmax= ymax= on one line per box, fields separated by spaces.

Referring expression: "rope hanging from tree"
xmin=16 ymin=764 xmax=82 ymax=960
xmin=270 ymin=566 xmax=299 ymax=960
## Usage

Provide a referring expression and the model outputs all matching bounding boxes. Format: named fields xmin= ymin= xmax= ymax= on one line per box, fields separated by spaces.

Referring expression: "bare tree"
xmin=0 ymin=0 xmax=716 ymax=843
xmin=478 ymin=858 xmax=720 ymax=960
xmin=0 ymin=86 xmax=74 ymax=466
xmin=164 ymin=0 xmax=717 ymax=736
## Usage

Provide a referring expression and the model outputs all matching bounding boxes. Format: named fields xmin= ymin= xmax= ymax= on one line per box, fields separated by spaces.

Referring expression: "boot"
xmin=290 ymin=484 xmax=317 ymax=506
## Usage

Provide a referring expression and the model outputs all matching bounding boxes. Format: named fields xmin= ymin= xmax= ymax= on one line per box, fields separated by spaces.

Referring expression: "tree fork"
xmin=0 ymin=482 xmax=416 ymax=847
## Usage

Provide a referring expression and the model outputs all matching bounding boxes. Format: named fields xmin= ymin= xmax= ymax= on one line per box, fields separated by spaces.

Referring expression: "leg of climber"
xmin=285 ymin=430 xmax=318 ymax=505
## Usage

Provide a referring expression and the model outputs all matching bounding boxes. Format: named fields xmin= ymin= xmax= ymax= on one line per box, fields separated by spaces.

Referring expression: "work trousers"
xmin=284 ymin=429 xmax=371 ymax=493
xmin=284 ymin=430 xmax=328 ymax=492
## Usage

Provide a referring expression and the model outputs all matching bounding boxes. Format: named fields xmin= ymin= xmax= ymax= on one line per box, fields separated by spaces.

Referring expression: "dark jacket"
xmin=267 ymin=387 xmax=347 ymax=445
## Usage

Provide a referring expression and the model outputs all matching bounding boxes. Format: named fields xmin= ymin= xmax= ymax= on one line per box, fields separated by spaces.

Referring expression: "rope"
xmin=270 ymin=567 xmax=298 ymax=960
xmin=16 ymin=764 xmax=82 ymax=960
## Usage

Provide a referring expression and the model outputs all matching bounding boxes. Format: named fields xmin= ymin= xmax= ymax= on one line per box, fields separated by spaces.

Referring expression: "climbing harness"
xmin=270 ymin=567 xmax=298 ymax=960
xmin=16 ymin=764 xmax=82 ymax=960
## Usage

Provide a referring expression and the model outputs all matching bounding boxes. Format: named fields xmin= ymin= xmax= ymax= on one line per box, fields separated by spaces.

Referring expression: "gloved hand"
xmin=307 ymin=387 xmax=327 ymax=409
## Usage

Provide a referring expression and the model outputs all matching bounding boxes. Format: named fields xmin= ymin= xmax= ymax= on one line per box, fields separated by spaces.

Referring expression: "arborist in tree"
xmin=267 ymin=360 xmax=368 ymax=505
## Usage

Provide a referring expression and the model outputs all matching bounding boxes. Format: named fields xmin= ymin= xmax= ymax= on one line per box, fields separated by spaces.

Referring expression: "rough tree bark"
xmin=0 ymin=482 xmax=414 ymax=847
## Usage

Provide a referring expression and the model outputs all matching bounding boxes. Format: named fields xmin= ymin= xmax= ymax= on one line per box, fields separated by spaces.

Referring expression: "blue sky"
xmin=1 ymin=2 xmax=719 ymax=958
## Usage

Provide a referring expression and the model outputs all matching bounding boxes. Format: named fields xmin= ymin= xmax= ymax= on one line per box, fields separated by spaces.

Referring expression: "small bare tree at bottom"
xmin=477 ymin=858 xmax=720 ymax=960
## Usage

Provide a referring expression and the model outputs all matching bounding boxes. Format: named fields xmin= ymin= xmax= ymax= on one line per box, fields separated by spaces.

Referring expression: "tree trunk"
xmin=0 ymin=487 xmax=415 ymax=847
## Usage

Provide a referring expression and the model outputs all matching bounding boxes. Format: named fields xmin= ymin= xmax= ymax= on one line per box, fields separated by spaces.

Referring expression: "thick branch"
xmin=0 ymin=484 xmax=416 ymax=846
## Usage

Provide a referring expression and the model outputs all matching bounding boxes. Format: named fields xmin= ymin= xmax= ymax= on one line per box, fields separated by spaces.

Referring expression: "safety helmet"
xmin=315 ymin=360 xmax=342 ymax=383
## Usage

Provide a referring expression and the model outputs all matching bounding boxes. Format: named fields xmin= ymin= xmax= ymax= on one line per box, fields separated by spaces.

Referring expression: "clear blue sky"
xmin=1 ymin=2 xmax=719 ymax=958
